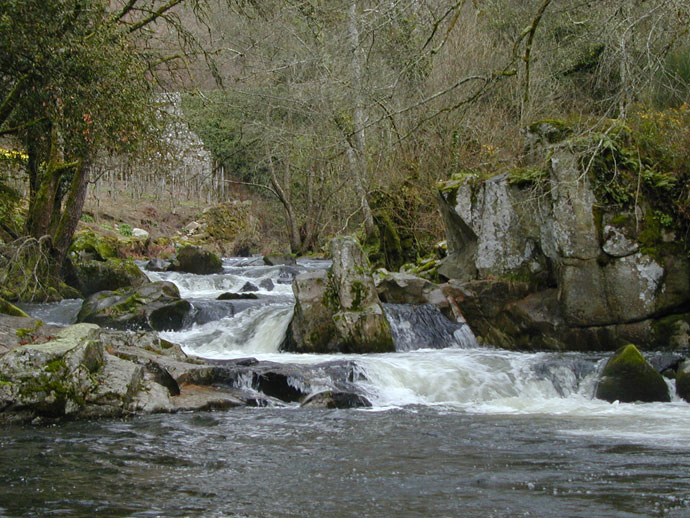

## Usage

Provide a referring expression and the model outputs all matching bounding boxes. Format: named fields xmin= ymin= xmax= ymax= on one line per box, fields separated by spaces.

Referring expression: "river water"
xmin=4 ymin=258 xmax=690 ymax=517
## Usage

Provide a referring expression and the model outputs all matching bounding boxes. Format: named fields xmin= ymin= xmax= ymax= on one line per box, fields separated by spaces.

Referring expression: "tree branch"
xmin=125 ymin=0 xmax=186 ymax=34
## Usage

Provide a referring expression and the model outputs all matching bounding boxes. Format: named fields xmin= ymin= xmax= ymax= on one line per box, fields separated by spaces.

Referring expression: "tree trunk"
xmin=346 ymin=0 xmax=376 ymax=239
xmin=53 ymin=159 xmax=89 ymax=262
xmin=267 ymin=148 xmax=302 ymax=254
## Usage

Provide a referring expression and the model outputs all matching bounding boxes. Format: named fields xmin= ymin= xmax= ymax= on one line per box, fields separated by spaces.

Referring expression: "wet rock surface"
xmin=437 ymin=134 xmax=690 ymax=350
xmin=595 ymin=344 xmax=670 ymax=403
xmin=169 ymin=245 xmax=223 ymax=275
xmin=0 ymin=320 xmax=371 ymax=423
xmin=76 ymin=281 xmax=193 ymax=332
xmin=283 ymin=236 xmax=394 ymax=354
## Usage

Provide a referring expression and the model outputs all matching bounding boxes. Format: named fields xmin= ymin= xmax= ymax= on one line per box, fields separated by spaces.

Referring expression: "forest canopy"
xmin=0 ymin=0 xmax=688 ymax=286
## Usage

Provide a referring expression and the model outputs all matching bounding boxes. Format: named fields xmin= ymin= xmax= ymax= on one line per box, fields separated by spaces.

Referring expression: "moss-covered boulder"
xmin=0 ymin=237 xmax=80 ymax=302
xmin=595 ymin=344 xmax=670 ymax=403
xmin=70 ymin=229 xmax=118 ymax=262
xmin=181 ymin=201 xmax=259 ymax=256
xmin=69 ymin=257 xmax=148 ymax=297
xmin=0 ymin=324 xmax=186 ymax=422
xmin=170 ymin=245 xmax=222 ymax=275
xmin=76 ymin=281 xmax=192 ymax=332
xmin=282 ymin=236 xmax=394 ymax=354
xmin=0 ymin=297 xmax=29 ymax=318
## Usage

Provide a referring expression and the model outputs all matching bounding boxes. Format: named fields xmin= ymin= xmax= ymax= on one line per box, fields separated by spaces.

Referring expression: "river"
xmin=3 ymin=257 xmax=690 ymax=517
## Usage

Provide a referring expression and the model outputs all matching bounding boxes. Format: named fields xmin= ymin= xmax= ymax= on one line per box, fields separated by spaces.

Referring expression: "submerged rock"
xmin=283 ymin=236 xmax=394 ymax=354
xmin=170 ymin=245 xmax=222 ymax=275
xmin=301 ymin=390 xmax=372 ymax=409
xmin=595 ymin=344 xmax=670 ymax=403
xmin=76 ymin=281 xmax=192 ymax=331
xmin=217 ymin=292 xmax=259 ymax=300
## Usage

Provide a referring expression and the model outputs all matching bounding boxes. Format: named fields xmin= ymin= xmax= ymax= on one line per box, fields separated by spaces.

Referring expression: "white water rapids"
xmin=140 ymin=257 xmax=690 ymax=449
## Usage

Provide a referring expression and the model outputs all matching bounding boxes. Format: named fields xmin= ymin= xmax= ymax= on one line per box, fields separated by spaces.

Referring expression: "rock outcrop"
xmin=76 ymin=281 xmax=193 ymax=331
xmin=0 ymin=322 xmax=371 ymax=423
xmin=595 ymin=344 xmax=670 ymax=403
xmin=282 ymin=236 xmax=394 ymax=354
xmin=437 ymin=123 xmax=690 ymax=351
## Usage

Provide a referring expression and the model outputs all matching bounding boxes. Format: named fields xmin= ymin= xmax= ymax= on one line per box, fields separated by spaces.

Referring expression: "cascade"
xmin=151 ymin=258 xmax=619 ymax=412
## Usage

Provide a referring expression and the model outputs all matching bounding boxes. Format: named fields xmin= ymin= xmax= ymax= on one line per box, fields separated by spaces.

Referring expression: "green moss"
xmin=350 ymin=281 xmax=366 ymax=312
xmin=527 ymin=119 xmax=572 ymax=143
xmin=595 ymin=344 xmax=670 ymax=402
xmin=507 ymin=167 xmax=548 ymax=187
xmin=0 ymin=297 xmax=29 ymax=317
xmin=322 ymin=273 xmax=340 ymax=311
xmin=70 ymin=229 xmax=118 ymax=261
xmin=44 ymin=359 xmax=66 ymax=373
xmin=610 ymin=213 xmax=631 ymax=226
xmin=118 ymin=223 xmax=133 ymax=237
xmin=16 ymin=320 xmax=43 ymax=339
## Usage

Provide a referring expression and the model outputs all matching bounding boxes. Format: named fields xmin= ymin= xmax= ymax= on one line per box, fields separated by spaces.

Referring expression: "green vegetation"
xmin=118 ymin=224 xmax=133 ymax=238
xmin=577 ymin=105 xmax=690 ymax=249
xmin=0 ymin=0 xmax=688 ymax=292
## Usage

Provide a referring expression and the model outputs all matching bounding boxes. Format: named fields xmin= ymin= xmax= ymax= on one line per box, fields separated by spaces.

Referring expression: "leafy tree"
xmin=0 ymin=0 xmax=220 ymax=262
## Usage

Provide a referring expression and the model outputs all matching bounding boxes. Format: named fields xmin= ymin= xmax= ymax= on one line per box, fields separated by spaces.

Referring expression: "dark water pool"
xmin=1 ymin=407 xmax=689 ymax=518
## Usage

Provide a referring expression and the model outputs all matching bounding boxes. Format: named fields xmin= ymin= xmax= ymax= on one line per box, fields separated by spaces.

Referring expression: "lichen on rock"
xmin=282 ymin=235 xmax=394 ymax=354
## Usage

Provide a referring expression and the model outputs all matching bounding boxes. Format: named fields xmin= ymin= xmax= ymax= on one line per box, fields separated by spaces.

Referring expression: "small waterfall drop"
xmin=383 ymin=303 xmax=477 ymax=351
xmin=162 ymin=304 xmax=294 ymax=358
xmin=136 ymin=256 xmax=690 ymax=432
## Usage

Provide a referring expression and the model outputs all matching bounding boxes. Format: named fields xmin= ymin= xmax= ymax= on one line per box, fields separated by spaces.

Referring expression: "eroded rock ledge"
xmin=0 ymin=323 xmax=371 ymax=424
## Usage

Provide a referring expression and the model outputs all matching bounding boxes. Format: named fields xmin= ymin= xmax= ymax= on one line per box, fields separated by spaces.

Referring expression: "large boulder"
xmin=76 ymin=281 xmax=192 ymax=331
xmin=170 ymin=245 xmax=222 ymax=274
xmin=68 ymin=257 xmax=148 ymax=297
xmin=595 ymin=344 xmax=670 ymax=403
xmin=376 ymin=272 xmax=441 ymax=305
xmin=0 ymin=315 xmax=63 ymax=356
xmin=0 ymin=324 xmax=158 ymax=420
xmin=282 ymin=236 xmax=394 ymax=354
xmin=180 ymin=201 xmax=259 ymax=257
xmin=0 ymin=324 xmax=189 ymax=422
